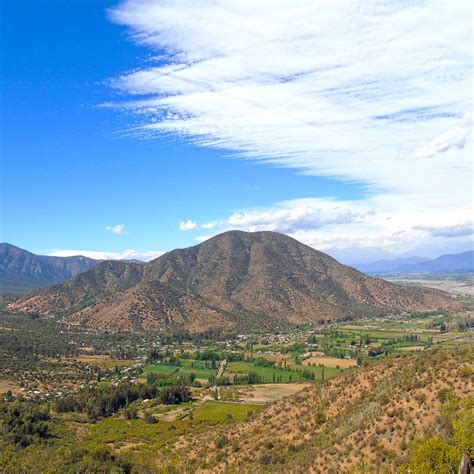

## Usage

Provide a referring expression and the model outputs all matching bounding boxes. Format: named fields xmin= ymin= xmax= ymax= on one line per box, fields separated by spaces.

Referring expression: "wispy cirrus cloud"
xmin=108 ymin=0 xmax=473 ymax=257
xmin=414 ymin=112 xmax=473 ymax=159
xmin=413 ymin=223 xmax=474 ymax=238
xmin=109 ymin=0 xmax=471 ymax=188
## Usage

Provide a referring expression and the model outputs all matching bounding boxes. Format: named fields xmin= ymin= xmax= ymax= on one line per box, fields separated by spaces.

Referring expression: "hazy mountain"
xmin=397 ymin=250 xmax=474 ymax=273
xmin=355 ymin=251 xmax=474 ymax=275
xmin=353 ymin=256 xmax=431 ymax=274
xmin=10 ymin=231 xmax=454 ymax=333
xmin=0 ymin=243 xmax=100 ymax=294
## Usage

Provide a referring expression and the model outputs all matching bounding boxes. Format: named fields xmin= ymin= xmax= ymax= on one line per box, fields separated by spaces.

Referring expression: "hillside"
xmin=0 ymin=243 xmax=99 ymax=294
xmin=172 ymin=345 xmax=473 ymax=473
xmin=10 ymin=231 xmax=454 ymax=333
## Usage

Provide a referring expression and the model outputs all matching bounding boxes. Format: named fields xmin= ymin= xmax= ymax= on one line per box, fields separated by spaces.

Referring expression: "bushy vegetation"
xmin=400 ymin=391 xmax=473 ymax=473
xmin=158 ymin=385 xmax=192 ymax=405
xmin=0 ymin=400 xmax=50 ymax=447
xmin=55 ymin=382 xmax=158 ymax=419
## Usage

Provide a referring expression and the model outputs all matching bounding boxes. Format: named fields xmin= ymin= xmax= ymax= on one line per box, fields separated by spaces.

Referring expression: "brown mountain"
xmin=10 ymin=231 xmax=454 ymax=333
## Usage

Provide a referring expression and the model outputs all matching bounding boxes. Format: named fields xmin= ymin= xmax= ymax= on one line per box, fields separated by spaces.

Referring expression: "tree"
xmin=159 ymin=385 xmax=192 ymax=405
xmin=399 ymin=437 xmax=461 ymax=474
xmin=0 ymin=401 xmax=50 ymax=447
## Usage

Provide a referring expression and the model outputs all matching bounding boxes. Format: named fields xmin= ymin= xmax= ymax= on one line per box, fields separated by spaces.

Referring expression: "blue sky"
xmin=1 ymin=0 xmax=472 ymax=263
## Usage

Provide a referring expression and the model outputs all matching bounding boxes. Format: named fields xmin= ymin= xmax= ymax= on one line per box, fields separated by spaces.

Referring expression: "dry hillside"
xmin=10 ymin=231 xmax=454 ymax=334
xmin=168 ymin=344 xmax=473 ymax=473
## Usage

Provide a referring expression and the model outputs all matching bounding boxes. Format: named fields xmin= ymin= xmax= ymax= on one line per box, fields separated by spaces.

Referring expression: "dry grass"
xmin=166 ymin=344 xmax=473 ymax=473
xmin=232 ymin=383 xmax=311 ymax=403
xmin=303 ymin=356 xmax=357 ymax=369
xmin=67 ymin=356 xmax=137 ymax=369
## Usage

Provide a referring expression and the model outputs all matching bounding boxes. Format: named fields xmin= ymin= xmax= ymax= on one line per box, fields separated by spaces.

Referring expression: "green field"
xmin=226 ymin=361 xmax=305 ymax=383
xmin=193 ymin=401 xmax=264 ymax=422
xmin=143 ymin=364 xmax=181 ymax=375
xmin=290 ymin=364 xmax=342 ymax=379
xmin=178 ymin=367 xmax=216 ymax=379
xmin=180 ymin=359 xmax=213 ymax=369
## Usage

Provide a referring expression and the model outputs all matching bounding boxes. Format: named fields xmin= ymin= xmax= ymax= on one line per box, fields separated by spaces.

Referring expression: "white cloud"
xmin=109 ymin=0 xmax=473 ymax=256
xmin=414 ymin=112 xmax=473 ymax=159
xmin=201 ymin=221 xmax=217 ymax=229
xmin=226 ymin=201 xmax=367 ymax=233
xmin=105 ymin=224 xmax=126 ymax=235
xmin=413 ymin=222 xmax=474 ymax=238
xmin=179 ymin=219 xmax=197 ymax=231
xmin=187 ymin=193 xmax=473 ymax=259
xmin=44 ymin=249 xmax=164 ymax=262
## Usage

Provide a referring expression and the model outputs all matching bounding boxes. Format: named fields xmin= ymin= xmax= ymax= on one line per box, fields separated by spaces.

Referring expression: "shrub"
xmin=313 ymin=410 xmax=327 ymax=426
xmin=215 ymin=435 xmax=228 ymax=449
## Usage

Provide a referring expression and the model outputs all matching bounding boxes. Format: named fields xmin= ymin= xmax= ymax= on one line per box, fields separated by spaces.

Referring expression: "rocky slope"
xmin=10 ymin=231 xmax=454 ymax=333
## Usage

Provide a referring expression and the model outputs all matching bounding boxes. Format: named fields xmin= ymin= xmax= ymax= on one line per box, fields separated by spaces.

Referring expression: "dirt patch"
xmin=303 ymin=356 xmax=357 ymax=369
xmin=0 ymin=379 xmax=17 ymax=395
xmin=238 ymin=383 xmax=311 ymax=403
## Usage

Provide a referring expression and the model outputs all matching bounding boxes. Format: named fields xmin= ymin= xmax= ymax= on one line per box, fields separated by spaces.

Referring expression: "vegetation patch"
xmin=193 ymin=401 xmax=264 ymax=422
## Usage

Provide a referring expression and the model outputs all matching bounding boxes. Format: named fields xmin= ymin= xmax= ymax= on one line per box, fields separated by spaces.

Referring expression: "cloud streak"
xmin=110 ymin=0 xmax=471 ymax=190
xmin=414 ymin=112 xmax=473 ymax=159
xmin=109 ymin=0 xmax=473 ymax=256
xmin=413 ymin=223 xmax=474 ymax=238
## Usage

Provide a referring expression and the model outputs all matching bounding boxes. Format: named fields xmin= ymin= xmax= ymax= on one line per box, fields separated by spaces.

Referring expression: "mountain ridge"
xmin=10 ymin=231 xmax=455 ymax=333
xmin=0 ymin=243 xmax=100 ymax=294
xmin=353 ymin=250 xmax=474 ymax=275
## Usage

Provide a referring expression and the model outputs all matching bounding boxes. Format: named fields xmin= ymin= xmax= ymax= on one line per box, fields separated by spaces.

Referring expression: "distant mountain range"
xmin=0 ymin=244 xmax=147 ymax=294
xmin=353 ymin=251 xmax=474 ymax=275
xmin=9 ymin=231 xmax=453 ymax=334
xmin=0 ymin=243 xmax=100 ymax=294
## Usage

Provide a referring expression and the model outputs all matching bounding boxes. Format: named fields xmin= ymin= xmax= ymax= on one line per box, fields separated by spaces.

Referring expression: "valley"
xmin=0 ymin=233 xmax=472 ymax=472
xmin=1 ymin=296 xmax=472 ymax=471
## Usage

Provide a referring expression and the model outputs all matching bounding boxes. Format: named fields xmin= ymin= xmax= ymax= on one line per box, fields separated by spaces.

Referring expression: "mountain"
xmin=353 ymin=256 xmax=431 ymax=274
xmin=355 ymin=251 xmax=474 ymax=275
xmin=10 ymin=231 xmax=454 ymax=333
xmin=398 ymin=250 xmax=474 ymax=273
xmin=0 ymin=243 xmax=100 ymax=294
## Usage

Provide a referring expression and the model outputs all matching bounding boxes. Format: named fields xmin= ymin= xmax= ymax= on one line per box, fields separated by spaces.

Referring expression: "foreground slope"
xmin=172 ymin=345 xmax=473 ymax=473
xmin=0 ymin=243 xmax=99 ymax=294
xmin=11 ymin=231 xmax=454 ymax=333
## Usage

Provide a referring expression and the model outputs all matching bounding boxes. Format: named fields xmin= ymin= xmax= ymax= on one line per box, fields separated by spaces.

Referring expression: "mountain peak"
xmin=10 ymin=231 xmax=454 ymax=333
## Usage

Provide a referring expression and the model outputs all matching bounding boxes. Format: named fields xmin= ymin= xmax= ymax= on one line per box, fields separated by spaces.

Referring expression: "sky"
xmin=1 ymin=0 xmax=473 ymax=264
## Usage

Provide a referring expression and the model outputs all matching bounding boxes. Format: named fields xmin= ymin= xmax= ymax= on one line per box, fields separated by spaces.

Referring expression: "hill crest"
xmin=10 ymin=231 xmax=454 ymax=333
